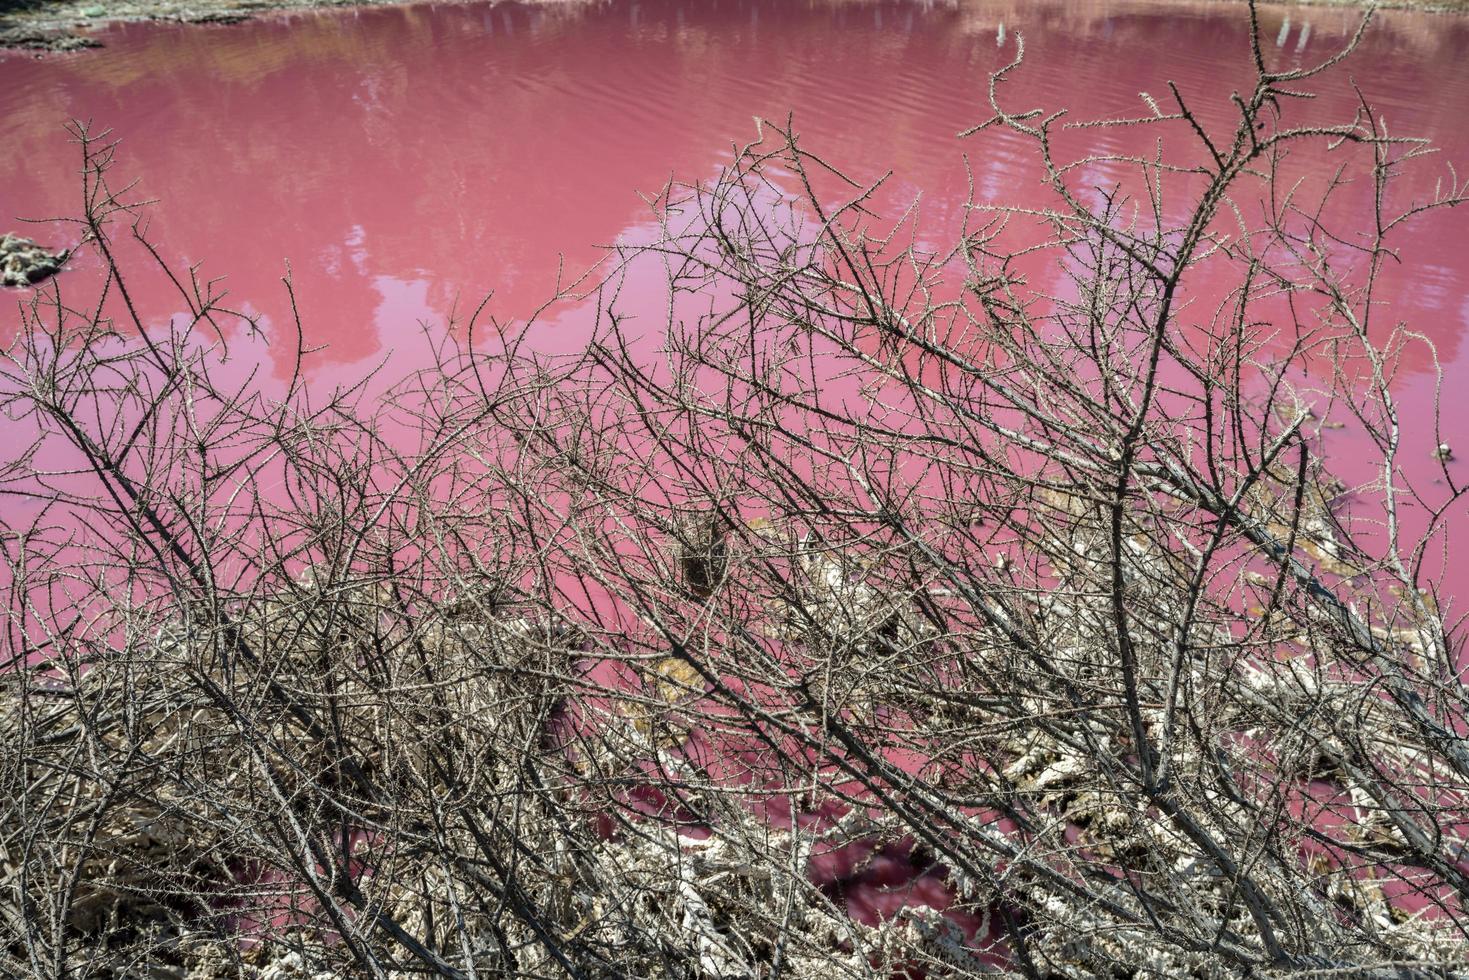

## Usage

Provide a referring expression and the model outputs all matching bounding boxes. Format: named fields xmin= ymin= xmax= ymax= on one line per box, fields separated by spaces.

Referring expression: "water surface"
xmin=4 ymin=0 xmax=1467 ymax=364
xmin=2 ymin=0 xmax=1467 ymax=588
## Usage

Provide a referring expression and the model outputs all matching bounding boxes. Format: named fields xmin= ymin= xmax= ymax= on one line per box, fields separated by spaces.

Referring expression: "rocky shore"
xmin=2 ymin=0 xmax=1465 ymax=54
xmin=0 ymin=0 xmax=584 ymax=52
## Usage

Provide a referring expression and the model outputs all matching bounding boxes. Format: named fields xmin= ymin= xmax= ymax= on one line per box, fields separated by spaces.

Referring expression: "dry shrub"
xmin=4 ymin=4 xmax=1469 ymax=977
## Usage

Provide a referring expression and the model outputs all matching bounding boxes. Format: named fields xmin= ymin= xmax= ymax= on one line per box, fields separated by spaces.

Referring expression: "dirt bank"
xmin=2 ymin=0 xmax=1465 ymax=55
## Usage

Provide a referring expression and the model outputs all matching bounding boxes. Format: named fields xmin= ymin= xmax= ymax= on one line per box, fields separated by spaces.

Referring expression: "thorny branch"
xmin=3 ymin=6 xmax=1469 ymax=978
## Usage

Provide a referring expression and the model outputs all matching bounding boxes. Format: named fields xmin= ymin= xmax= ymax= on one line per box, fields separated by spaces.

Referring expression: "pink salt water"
xmin=3 ymin=0 xmax=1469 ymax=951
xmin=3 ymin=1 xmax=1466 ymax=365
xmin=4 ymin=1 xmax=1464 ymax=500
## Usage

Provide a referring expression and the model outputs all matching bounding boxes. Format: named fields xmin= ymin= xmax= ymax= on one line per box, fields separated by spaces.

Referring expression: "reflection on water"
xmin=2 ymin=0 xmax=1467 ymax=378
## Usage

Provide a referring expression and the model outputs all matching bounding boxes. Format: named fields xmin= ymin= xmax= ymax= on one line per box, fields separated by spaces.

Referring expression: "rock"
xmin=0 ymin=26 xmax=102 ymax=51
xmin=0 ymin=232 xmax=70 ymax=288
xmin=179 ymin=11 xmax=252 ymax=24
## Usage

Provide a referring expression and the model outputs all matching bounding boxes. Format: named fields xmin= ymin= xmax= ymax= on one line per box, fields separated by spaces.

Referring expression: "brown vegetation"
xmin=3 ymin=4 xmax=1468 ymax=978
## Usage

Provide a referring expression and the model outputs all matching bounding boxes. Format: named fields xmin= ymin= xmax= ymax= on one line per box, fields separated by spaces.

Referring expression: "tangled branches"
xmin=4 ymin=5 xmax=1469 ymax=977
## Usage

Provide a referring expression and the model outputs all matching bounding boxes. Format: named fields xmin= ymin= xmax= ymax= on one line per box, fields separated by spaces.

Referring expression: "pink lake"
xmin=2 ymin=0 xmax=1466 ymax=360
xmin=1 ymin=0 xmax=1466 ymax=609
xmin=7 ymin=0 xmax=1465 ymax=609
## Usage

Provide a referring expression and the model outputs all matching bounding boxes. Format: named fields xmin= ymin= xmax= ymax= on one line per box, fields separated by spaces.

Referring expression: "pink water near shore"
xmin=3 ymin=0 xmax=1469 ymax=950
xmin=2 ymin=0 xmax=1467 ymax=363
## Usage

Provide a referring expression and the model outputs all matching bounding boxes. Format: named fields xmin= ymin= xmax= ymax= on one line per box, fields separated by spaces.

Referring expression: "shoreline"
xmin=0 ymin=0 xmax=589 ymax=52
xmin=3 ymin=0 xmax=1467 ymax=54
